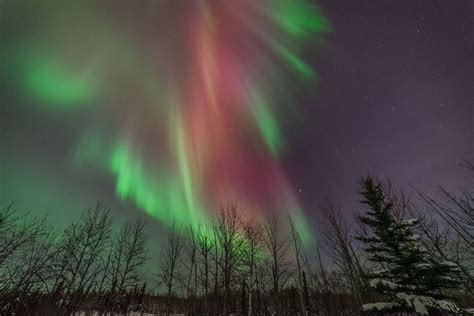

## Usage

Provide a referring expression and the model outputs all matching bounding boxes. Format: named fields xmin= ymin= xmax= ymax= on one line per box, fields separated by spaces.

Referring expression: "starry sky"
xmin=0 ymin=0 xmax=473 ymax=247
xmin=288 ymin=0 xmax=473 ymax=221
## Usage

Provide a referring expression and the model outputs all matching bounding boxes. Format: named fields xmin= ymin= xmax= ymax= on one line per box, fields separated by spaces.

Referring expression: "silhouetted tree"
xmin=321 ymin=204 xmax=366 ymax=297
xmin=196 ymin=222 xmax=213 ymax=298
xmin=418 ymin=160 xmax=474 ymax=292
xmin=58 ymin=202 xmax=113 ymax=311
xmin=0 ymin=203 xmax=56 ymax=313
xmin=262 ymin=215 xmax=291 ymax=313
xmin=358 ymin=176 xmax=463 ymax=314
xmin=108 ymin=218 xmax=149 ymax=311
xmin=158 ymin=221 xmax=185 ymax=297
xmin=214 ymin=203 xmax=244 ymax=314
xmin=241 ymin=219 xmax=262 ymax=316
xmin=288 ymin=215 xmax=310 ymax=315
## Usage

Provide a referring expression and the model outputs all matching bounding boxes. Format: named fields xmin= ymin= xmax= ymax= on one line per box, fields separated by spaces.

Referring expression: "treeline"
xmin=0 ymin=162 xmax=473 ymax=315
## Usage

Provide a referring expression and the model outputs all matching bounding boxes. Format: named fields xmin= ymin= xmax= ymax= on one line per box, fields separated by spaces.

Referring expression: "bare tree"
xmin=241 ymin=219 xmax=262 ymax=316
xmin=11 ymin=230 xmax=57 ymax=295
xmin=262 ymin=215 xmax=291 ymax=312
xmin=111 ymin=218 xmax=149 ymax=293
xmin=315 ymin=245 xmax=330 ymax=291
xmin=158 ymin=221 xmax=185 ymax=297
xmin=0 ymin=203 xmax=55 ymax=295
xmin=288 ymin=215 xmax=308 ymax=315
xmin=214 ymin=203 xmax=244 ymax=313
xmin=0 ymin=203 xmax=48 ymax=274
xmin=320 ymin=204 xmax=365 ymax=299
xmin=101 ymin=218 xmax=149 ymax=313
xmin=184 ymin=225 xmax=198 ymax=299
xmin=418 ymin=168 xmax=473 ymax=248
xmin=96 ymin=238 xmax=114 ymax=294
xmin=415 ymin=161 xmax=474 ymax=291
xmin=196 ymin=223 xmax=213 ymax=297
xmin=58 ymin=202 xmax=113 ymax=309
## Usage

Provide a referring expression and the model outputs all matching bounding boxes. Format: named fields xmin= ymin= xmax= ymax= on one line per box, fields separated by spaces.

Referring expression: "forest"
xmin=1 ymin=162 xmax=473 ymax=315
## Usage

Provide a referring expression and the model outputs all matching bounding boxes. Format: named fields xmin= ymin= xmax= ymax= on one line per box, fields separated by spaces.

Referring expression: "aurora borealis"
xmin=1 ymin=0 xmax=472 ymax=250
xmin=1 ymin=0 xmax=329 ymax=245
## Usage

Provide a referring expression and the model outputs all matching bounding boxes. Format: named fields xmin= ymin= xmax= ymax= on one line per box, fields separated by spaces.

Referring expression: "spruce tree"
xmin=357 ymin=176 xmax=462 ymax=314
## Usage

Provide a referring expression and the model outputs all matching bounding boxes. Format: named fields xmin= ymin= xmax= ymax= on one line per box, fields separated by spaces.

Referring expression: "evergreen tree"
xmin=357 ymin=176 xmax=462 ymax=314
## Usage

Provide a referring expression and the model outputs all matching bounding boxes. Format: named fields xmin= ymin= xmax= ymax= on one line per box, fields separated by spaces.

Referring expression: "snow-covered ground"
xmin=74 ymin=312 xmax=184 ymax=316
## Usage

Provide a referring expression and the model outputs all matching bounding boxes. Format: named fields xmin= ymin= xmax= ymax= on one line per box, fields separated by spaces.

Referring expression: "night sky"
xmin=1 ymin=0 xmax=473 ymax=247
xmin=288 ymin=0 xmax=473 ymax=222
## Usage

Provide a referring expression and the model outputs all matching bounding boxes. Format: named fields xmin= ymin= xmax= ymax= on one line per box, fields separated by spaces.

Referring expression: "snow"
xmin=396 ymin=292 xmax=460 ymax=315
xmin=413 ymin=299 xmax=428 ymax=314
xmin=362 ymin=292 xmax=461 ymax=315
xmin=369 ymin=278 xmax=400 ymax=290
xmin=74 ymin=313 xmax=171 ymax=316
xmin=362 ymin=302 xmax=400 ymax=312
xmin=408 ymin=234 xmax=420 ymax=241
xmin=414 ymin=263 xmax=432 ymax=268
xmin=371 ymin=269 xmax=389 ymax=275
xmin=440 ymin=260 xmax=459 ymax=267
xmin=401 ymin=218 xmax=419 ymax=225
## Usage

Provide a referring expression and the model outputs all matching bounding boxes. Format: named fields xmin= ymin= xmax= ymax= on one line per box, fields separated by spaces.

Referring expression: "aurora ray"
xmin=2 ymin=0 xmax=329 ymax=245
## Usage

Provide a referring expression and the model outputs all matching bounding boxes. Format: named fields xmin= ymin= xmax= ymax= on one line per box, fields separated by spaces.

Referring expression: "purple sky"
xmin=286 ymin=0 xmax=473 ymax=222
